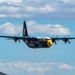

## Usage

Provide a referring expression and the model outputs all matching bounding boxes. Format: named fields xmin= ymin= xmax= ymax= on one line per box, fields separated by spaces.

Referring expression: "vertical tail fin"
xmin=23 ymin=21 xmax=28 ymax=37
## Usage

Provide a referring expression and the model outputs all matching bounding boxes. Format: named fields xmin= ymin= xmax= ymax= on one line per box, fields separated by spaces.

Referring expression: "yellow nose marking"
xmin=47 ymin=40 xmax=53 ymax=47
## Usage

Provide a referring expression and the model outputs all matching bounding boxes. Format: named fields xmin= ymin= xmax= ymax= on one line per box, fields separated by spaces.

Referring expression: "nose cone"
xmin=47 ymin=40 xmax=53 ymax=47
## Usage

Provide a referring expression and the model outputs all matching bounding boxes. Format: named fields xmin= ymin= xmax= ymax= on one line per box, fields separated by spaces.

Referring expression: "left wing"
xmin=0 ymin=35 xmax=38 ymax=42
xmin=51 ymin=37 xmax=75 ymax=44
xmin=0 ymin=35 xmax=30 ymax=42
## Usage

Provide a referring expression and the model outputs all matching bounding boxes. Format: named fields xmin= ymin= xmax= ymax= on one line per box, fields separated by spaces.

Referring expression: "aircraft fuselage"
xmin=23 ymin=37 xmax=53 ymax=48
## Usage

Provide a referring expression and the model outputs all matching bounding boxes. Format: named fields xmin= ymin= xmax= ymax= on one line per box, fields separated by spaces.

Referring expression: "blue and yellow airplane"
xmin=0 ymin=21 xmax=75 ymax=48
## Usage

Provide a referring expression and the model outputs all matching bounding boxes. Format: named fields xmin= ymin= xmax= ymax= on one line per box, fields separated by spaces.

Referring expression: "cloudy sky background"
xmin=0 ymin=0 xmax=75 ymax=21
xmin=0 ymin=0 xmax=75 ymax=75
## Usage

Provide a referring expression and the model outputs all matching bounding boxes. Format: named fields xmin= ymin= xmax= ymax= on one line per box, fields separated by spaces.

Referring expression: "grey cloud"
xmin=0 ymin=61 xmax=75 ymax=75
xmin=27 ymin=21 xmax=71 ymax=35
xmin=0 ymin=0 xmax=74 ymax=21
xmin=61 ymin=0 xmax=75 ymax=3
xmin=58 ymin=64 xmax=75 ymax=70
xmin=0 ymin=22 xmax=22 ymax=35
xmin=0 ymin=21 xmax=71 ymax=35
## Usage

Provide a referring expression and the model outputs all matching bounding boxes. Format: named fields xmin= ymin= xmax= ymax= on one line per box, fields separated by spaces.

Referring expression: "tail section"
xmin=23 ymin=21 xmax=28 ymax=37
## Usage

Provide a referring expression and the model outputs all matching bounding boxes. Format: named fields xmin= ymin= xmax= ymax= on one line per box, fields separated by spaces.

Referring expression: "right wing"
xmin=51 ymin=37 xmax=75 ymax=44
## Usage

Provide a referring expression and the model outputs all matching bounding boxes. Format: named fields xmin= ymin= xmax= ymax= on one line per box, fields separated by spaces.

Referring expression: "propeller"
xmin=13 ymin=34 xmax=21 ymax=43
xmin=62 ymin=38 xmax=70 ymax=44
xmin=13 ymin=38 xmax=21 ymax=43
xmin=52 ymin=39 xmax=57 ymax=45
xmin=52 ymin=35 xmax=59 ymax=45
xmin=62 ymin=35 xmax=71 ymax=44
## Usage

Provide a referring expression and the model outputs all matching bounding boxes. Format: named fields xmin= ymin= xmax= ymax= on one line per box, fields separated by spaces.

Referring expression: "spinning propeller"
xmin=62 ymin=38 xmax=70 ymax=44
xmin=13 ymin=34 xmax=21 ymax=43
xmin=52 ymin=35 xmax=71 ymax=44
xmin=13 ymin=37 xmax=20 ymax=43
xmin=6 ymin=34 xmax=21 ymax=43
xmin=52 ymin=35 xmax=58 ymax=45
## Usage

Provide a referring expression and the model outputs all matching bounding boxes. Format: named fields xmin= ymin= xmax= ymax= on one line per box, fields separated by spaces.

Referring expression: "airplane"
xmin=0 ymin=21 xmax=75 ymax=48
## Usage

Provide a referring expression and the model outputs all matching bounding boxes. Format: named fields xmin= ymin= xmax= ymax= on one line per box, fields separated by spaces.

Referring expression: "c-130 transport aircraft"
xmin=0 ymin=21 xmax=75 ymax=48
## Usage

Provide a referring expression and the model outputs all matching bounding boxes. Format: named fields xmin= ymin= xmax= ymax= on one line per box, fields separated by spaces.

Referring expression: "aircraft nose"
xmin=47 ymin=40 xmax=53 ymax=47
